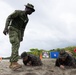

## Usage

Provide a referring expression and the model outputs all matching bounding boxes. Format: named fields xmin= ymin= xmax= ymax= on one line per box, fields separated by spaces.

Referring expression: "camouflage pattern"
xmin=55 ymin=54 xmax=76 ymax=68
xmin=8 ymin=26 xmax=21 ymax=62
xmin=23 ymin=54 xmax=43 ymax=66
xmin=6 ymin=10 xmax=29 ymax=38
xmin=5 ymin=10 xmax=29 ymax=62
xmin=29 ymin=54 xmax=43 ymax=66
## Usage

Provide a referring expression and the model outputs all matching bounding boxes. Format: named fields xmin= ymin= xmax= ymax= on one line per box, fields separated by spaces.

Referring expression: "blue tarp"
xmin=50 ymin=52 xmax=59 ymax=58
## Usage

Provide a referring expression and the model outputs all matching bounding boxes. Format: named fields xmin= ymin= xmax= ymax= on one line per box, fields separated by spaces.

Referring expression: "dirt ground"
xmin=0 ymin=59 xmax=76 ymax=75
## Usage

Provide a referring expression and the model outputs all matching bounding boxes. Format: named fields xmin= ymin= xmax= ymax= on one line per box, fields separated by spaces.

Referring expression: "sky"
xmin=0 ymin=0 xmax=76 ymax=57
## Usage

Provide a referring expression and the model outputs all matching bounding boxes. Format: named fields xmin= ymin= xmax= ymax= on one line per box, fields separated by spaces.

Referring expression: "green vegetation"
xmin=2 ymin=46 xmax=76 ymax=59
xmin=28 ymin=46 xmax=76 ymax=57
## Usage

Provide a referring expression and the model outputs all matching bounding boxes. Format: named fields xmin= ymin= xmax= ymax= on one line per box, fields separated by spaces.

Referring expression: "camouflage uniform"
xmin=23 ymin=54 xmax=43 ymax=66
xmin=6 ymin=10 xmax=29 ymax=62
xmin=55 ymin=52 xmax=76 ymax=68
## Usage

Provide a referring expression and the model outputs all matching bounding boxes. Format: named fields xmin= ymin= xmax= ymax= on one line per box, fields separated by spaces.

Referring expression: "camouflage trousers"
xmin=8 ymin=26 xmax=21 ymax=63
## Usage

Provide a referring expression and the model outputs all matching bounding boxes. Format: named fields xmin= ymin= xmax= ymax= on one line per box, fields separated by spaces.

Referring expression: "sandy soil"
xmin=0 ymin=59 xmax=76 ymax=75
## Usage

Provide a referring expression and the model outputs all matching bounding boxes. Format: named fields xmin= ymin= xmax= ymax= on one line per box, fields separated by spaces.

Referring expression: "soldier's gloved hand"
xmin=20 ymin=37 xmax=23 ymax=42
xmin=3 ymin=28 xmax=8 ymax=35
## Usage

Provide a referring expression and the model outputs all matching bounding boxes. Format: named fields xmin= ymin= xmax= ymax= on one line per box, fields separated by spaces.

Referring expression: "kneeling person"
xmin=55 ymin=49 xmax=76 ymax=69
xmin=21 ymin=52 xmax=43 ymax=66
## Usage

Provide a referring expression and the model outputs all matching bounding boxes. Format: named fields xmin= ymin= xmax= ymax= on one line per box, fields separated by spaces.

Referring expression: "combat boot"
xmin=9 ymin=62 xmax=22 ymax=70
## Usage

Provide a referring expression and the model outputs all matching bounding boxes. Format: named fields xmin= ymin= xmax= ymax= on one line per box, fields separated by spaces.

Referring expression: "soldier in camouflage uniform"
xmin=3 ymin=3 xmax=35 ymax=70
xmin=21 ymin=52 xmax=43 ymax=66
xmin=55 ymin=49 xmax=76 ymax=69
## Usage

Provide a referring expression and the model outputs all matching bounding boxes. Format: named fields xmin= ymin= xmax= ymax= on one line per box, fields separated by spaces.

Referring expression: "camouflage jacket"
xmin=55 ymin=55 xmax=76 ymax=68
xmin=23 ymin=54 xmax=43 ymax=66
xmin=5 ymin=10 xmax=29 ymax=36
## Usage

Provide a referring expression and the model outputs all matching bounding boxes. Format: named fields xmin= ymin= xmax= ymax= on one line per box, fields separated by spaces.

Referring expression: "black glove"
xmin=20 ymin=37 xmax=23 ymax=42
xmin=3 ymin=28 xmax=8 ymax=35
